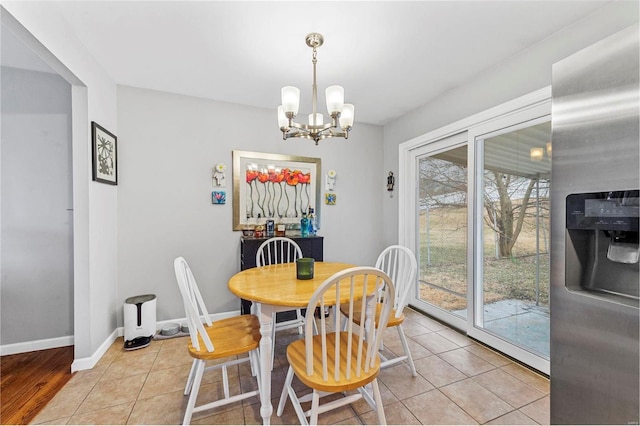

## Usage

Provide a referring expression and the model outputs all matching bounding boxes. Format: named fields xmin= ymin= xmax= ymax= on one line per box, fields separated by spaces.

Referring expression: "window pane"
xmin=418 ymin=145 xmax=467 ymax=316
xmin=480 ymin=121 xmax=551 ymax=358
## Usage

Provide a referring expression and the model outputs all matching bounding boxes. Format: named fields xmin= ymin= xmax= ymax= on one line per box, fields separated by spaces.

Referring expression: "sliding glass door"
xmin=402 ymin=91 xmax=552 ymax=373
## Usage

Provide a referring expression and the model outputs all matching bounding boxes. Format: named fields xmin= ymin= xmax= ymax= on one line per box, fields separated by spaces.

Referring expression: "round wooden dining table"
xmin=228 ymin=261 xmax=356 ymax=307
xmin=228 ymin=261 xmax=355 ymax=425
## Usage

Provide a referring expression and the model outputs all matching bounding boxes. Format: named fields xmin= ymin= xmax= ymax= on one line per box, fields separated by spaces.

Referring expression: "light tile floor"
xmin=31 ymin=309 xmax=550 ymax=425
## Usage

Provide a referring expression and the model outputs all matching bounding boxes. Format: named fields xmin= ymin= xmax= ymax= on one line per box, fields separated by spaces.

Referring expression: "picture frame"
xmin=91 ymin=121 xmax=118 ymax=185
xmin=232 ymin=150 xmax=321 ymax=231
xmin=212 ymin=191 xmax=226 ymax=204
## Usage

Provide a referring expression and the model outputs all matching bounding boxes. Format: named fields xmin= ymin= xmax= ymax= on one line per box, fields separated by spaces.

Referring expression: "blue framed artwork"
xmin=212 ymin=191 xmax=226 ymax=204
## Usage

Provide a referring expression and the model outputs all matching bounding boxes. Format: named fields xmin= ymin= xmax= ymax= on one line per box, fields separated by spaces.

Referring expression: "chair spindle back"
xmin=375 ymin=245 xmax=417 ymax=316
xmin=256 ymin=237 xmax=303 ymax=266
xmin=174 ymin=257 xmax=215 ymax=353
xmin=303 ymin=267 xmax=395 ymax=382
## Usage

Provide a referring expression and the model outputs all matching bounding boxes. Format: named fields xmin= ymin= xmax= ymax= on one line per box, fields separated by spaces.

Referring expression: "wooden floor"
xmin=1 ymin=346 xmax=74 ymax=425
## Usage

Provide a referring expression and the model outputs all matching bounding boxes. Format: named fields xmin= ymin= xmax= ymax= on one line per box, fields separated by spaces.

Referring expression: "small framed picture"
xmin=212 ymin=191 xmax=226 ymax=204
xmin=91 ymin=121 xmax=118 ymax=185
xmin=325 ymin=193 xmax=336 ymax=205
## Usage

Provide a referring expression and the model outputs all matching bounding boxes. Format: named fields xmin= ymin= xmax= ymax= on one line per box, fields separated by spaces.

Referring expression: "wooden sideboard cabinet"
xmin=239 ymin=235 xmax=324 ymax=315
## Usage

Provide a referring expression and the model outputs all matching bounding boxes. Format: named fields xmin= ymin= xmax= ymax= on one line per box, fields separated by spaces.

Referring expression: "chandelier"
xmin=277 ymin=33 xmax=355 ymax=145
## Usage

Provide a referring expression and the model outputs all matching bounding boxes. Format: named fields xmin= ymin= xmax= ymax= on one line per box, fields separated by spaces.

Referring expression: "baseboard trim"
xmin=115 ymin=310 xmax=240 ymax=338
xmin=71 ymin=328 xmax=118 ymax=372
xmin=2 ymin=310 xmax=240 ymax=372
xmin=0 ymin=335 xmax=74 ymax=356
xmin=71 ymin=309 xmax=240 ymax=372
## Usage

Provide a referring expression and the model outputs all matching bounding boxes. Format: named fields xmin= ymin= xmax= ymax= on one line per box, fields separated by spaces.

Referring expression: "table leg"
xmin=364 ymin=294 xmax=376 ymax=335
xmin=257 ymin=303 xmax=274 ymax=425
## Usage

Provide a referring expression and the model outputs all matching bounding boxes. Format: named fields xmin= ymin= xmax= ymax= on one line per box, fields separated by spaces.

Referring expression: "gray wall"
xmin=1 ymin=66 xmax=73 ymax=345
xmin=116 ymin=86 xmax=385 ymax=323
xmin=381 ymin=1 xmax=640 ymax=247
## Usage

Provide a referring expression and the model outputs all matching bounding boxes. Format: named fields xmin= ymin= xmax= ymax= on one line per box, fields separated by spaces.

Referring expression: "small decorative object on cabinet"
xmin=239 ymin=235 xmax=323 ymax=315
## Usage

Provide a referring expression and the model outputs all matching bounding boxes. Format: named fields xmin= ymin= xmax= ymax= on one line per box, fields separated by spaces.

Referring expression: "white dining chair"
xmin=341 ymin=245 xmax=418 ymax=376
xmin=174 ymin=257 xmax=261 ymax=425
xmin=276 ymin=266 xmax=395 ymax=425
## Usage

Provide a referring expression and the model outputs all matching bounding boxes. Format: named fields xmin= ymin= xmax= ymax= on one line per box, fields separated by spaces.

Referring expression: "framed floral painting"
xmin=232 ymin=150 xmax=321 ymax=230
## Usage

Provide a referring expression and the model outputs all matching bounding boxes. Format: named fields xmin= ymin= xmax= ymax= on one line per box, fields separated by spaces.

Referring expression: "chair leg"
xmin=287 ymin=377 xmax=308 ymax=425
xmin=249 ymin=347 xmax=257 ymax=377
xmin=250 ymin=349 xmax=261 ymax=393
xmin=296 ymin=309 xmax=304 ymax=335
xmin=222 ymin=364 xmax=230 ymax=399
xmin=397 ymin=324 xmax=417 ymax=377
xmin=183 ymin=359 xmax=205 ymax=425
xmin=277 ymin=366 xmax=294 ymax=416
xmin=371 ymin=378 xmax=387 ymax=425
xmin=309 ymin=390 xmax=320 ymax=425
xmin=184 ymin=359 xmax=198 ymax=395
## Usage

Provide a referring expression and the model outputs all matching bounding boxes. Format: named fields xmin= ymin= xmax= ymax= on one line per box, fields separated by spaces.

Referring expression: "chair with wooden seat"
xmin=340 ymin=245 xmax=418 ymax=376
xmin=277 ymin=266 xmax=395 ymax=425
xmin=174 ymin=257 xmax=261 ymax=425
xmin=256 ymin=237 xmax=316 ymax=367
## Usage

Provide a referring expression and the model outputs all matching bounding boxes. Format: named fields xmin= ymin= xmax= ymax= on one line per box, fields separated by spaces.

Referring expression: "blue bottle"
xmin=300 ymin=211 xmax=309 ymax=237
xmin=308 ymin=207 xmax=316 ymax=236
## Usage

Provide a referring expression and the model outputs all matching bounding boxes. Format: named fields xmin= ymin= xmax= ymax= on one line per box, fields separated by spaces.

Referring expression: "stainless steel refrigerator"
xmin=550 ymin=25 xmax=639 ymax=424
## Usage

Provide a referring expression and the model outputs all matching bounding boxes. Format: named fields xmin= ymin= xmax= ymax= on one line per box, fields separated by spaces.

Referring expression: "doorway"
xmin=401 ymin=89 xmax=551 ymax=374
xmin=1 ymin=11 xmax=74 ymax=354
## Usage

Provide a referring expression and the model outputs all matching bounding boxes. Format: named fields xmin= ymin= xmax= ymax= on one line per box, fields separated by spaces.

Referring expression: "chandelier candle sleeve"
xmin=277 ymin=32 xmax=355 ymax=145
xmin=325 ymin=85 xmax=344 ymax=114
xmin=339 ymin=104 xmax=355 ymax=129
xmin=308 ymin=113 xmax=323 ymax=126
xmin=281 ymin=86 xmax=300 ymax=115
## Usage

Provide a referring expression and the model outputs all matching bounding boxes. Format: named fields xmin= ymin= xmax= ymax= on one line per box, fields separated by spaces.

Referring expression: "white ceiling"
xmin=4 ymin=1 xmax=614 ymax=126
